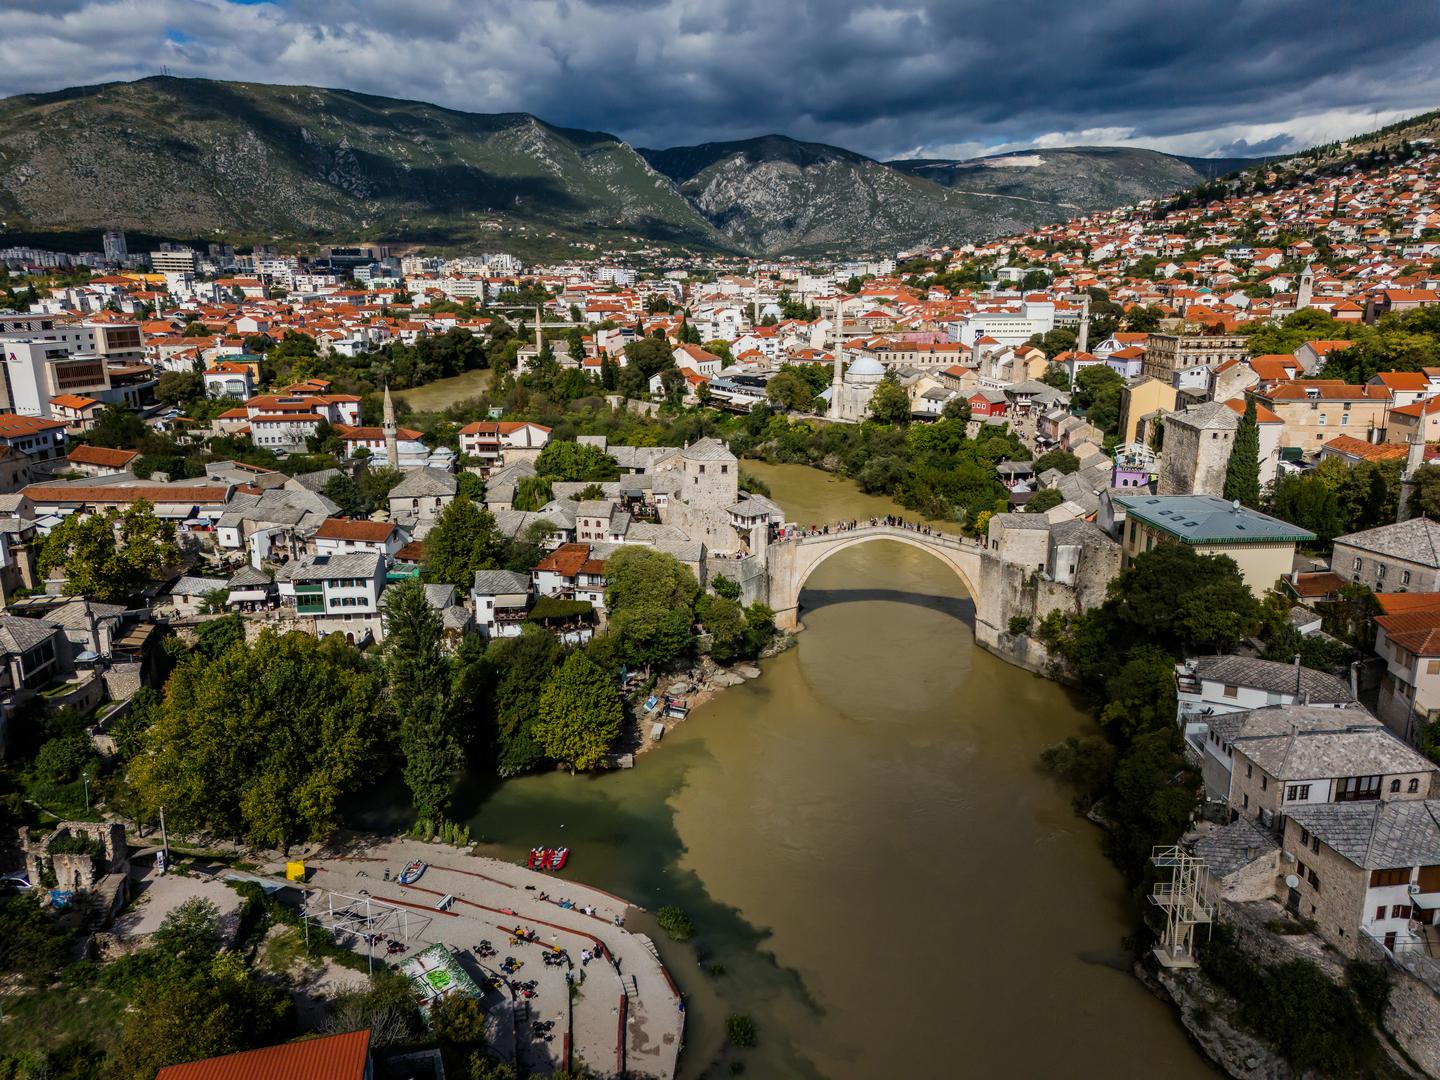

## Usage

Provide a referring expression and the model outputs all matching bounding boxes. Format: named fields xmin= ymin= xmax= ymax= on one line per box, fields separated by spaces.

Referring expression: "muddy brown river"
xmin=457 ymin=462 xmax=1216 ymax=1078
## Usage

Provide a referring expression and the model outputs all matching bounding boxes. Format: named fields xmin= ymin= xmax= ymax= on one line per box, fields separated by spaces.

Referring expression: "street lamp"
xmin=82 ymin=771 xmax=90 ymax=812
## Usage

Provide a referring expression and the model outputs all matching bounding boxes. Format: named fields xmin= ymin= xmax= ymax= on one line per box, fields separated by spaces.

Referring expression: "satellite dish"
xmin=1285 ymin=874 xmax=1300 ymax=889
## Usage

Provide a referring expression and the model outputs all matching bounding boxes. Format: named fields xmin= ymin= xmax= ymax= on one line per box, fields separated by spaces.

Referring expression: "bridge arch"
xmin=763 ymin=527 xmax=987 ymax=631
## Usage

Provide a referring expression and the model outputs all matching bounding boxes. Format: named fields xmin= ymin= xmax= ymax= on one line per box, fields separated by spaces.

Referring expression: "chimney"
xmin=1350 ymin=660 xmax=1360 ymax=700
xmin=1294 ymin=653 xmax=1302 ymax=697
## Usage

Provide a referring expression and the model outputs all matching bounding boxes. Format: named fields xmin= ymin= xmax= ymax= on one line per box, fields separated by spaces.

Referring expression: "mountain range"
xmin=0 ymin=76 xmax=1260 ymax=259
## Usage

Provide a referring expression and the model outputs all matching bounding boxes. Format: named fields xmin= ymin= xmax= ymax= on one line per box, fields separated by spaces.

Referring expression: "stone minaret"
xmin=829 ymin=299 xmax=844 ymax=419
xmin=1399 ymin=433 xmax=1427 ymax=521
xmin=1076 ymin=293 xmax=1091 ymax=356
xmin=382 ymin=382 xmax=399 ymax=470
xmin=535 ymin=306 xmax=544 ymax=353
xmin=1296 ymin=262 xmax=1314 ymax=311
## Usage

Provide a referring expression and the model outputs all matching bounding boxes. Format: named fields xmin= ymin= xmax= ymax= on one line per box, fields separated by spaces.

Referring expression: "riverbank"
xmin=272 ymin=835 xmax=685 ymax=1079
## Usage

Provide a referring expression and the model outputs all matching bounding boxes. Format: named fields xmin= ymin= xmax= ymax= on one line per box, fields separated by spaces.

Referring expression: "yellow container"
xmin=285 ymin=860 xmax=306 ymax=882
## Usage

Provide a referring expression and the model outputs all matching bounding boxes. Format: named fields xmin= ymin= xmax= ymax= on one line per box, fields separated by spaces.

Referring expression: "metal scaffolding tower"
xmin=1150 ymin=845 xmax=1214 ymax=969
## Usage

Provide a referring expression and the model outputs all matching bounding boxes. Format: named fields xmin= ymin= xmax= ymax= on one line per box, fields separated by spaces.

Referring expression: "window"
xmin=1377 ymin=905 xmax=1388 ymax=921
xmin=1372 ymin=868 xmax=1409 ymax=887
xmin=1243 ymin=793 xmax=1249 ymax=809
xmin=1308 ymin=869 xmax=1320 ymax=890
xmin=1223 ymin=684 xmax=1238 ymax=698
xmin=1354 ymin=557 xmax=1363 ymax=570
xmin=1287 ymin=784 xmax=1311 ymax=802
xmin=1393 ymin=904 xmax=1411 ymax=920
xmin=1336 ymin=775 xmax=1383 ymax=802
xmin=1297 ymin=859 xmax=1307 ymax=878
xmin=1312 ymin=836 xmax=1320 ymax=854
xmin=1246 ymin=763 xmax=1253 ymax=779
xmin=1392 ymin=778 xmax=1402 ymax=793
xmin=1261 ymin=776 xmax=1268 ymax=791
xmin=1410 ymin=778 xmax=1421 ymax=793
xmin=1299 ymin=827 xmax=1310 ymax=845
xmin=1377 ymin=565 xmax=1386 ymax=580
xmin=1404 ymin=571 xmax=1413 ymax=586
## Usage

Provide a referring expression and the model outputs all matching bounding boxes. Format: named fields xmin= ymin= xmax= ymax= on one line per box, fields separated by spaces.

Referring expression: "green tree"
xmin=606 ymin=547 xmax=698 ymax=669
xmin=1224 ymin=396 xmax=1262 ymax=508
xmin=1271 ymin=472 xmax=1346 ymax=547
xmin=535 ymin=441 xmax=620 ymax=482
xmin=384 ymin=580 xmax=461 ymax=820
xmin=1033 ymin=449 xmax=1080 ymax=475
xmin=1041 ymin=362 xmax=1071 ymax=391
xmin=567 ymin=326 xmax=585 ymax=362
xmin=696 ymin=592 xmax=746 ymax=661
xmin=156 ymin=370 xmax=204 ymax=406
xmin=423 ymin=496 xmax=506 ymax=589
xmin=766 ymin=368 xmax=820 ymax=412
xmin=87 ymin=403 xmax=147 ymax=448
xmin=1073 ymin=365 xmax=1125 ymax=435
xmin=130 ymin=631 xmax=384 ymax=848
xmin=1024 ymin=488 xmax=1064 ymax=514
xmin=868 ymin=372 xmax=912 ymax=425
xmin=39 ymin=500 xmax=178 ymax=601
xmin=941 ymin=397 xmax=971 ymax=423
xmin=535 ymin=649 xmax=623 ymax=772
xmin=488 ymin=628 xmax=563 ymax=775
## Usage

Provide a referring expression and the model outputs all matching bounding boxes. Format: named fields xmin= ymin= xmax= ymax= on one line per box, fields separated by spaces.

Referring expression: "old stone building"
xmin=660 ymin=438 xmax=742 ymax=552
xmin=1142 ymin=333 xmax=1249 ymax=381
xmin=1156 ymin=400 xmax=1238 ymax=496
xmin=20 ymin=820 xmax=130 ymax=922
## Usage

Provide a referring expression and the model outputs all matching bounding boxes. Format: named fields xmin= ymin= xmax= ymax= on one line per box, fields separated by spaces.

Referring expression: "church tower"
xmin=382 ymin=382 xmax=399 ymax=470
xmin=829 ymin=298 xmax=844 ymax=420
xmin=1297 ymin=261 xmax=1314 ymax=311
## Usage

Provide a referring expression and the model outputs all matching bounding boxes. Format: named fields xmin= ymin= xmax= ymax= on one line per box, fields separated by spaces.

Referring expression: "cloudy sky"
xmin=1 ymin=0 xmax=1438 ymax=161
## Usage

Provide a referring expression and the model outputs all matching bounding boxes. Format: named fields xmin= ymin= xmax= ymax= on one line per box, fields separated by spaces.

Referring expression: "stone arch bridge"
xmin=763 ymin=525 xmax=994 ymax=635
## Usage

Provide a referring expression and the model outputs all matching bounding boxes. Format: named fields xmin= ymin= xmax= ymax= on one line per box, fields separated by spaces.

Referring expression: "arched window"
xmin=1390 ymin=778 xmax=1401 ymax=793
xmin=1409 ymin=778 xmax=1420 ymax=793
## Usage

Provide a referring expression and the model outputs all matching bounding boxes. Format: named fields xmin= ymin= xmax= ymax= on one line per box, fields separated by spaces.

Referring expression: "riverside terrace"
xmin=264 ymin=838 xmax=683 ymax=1079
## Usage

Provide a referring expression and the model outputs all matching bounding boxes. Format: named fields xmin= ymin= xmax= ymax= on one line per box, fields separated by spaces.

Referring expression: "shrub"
xmin=656 ymin=905 xmax=694 ymax=942
xmin=1008 ymin=615 xmax=1032 ymax=636
xmin=725 ymin=1014 xmax=757 ymax=1047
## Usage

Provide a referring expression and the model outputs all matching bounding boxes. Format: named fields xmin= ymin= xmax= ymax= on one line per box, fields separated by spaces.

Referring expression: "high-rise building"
xmin=102 ymin=228 xmax=127 ymax=263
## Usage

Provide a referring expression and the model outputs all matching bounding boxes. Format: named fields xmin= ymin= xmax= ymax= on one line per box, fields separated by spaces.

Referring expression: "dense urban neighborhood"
xmin=7 ymin=51 xmax=1440 ymax=1080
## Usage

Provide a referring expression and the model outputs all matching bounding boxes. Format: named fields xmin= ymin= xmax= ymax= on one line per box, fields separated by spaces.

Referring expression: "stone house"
xmin=1223 ymin=703 xmax=1438 ymax=831
xmin=1142 ymin=333 xmax=1249 ymax=381
xmin=19 ymin=821 xmax=130 ymax=922
xmin=1332 ymin=518 xmax=1440 ymax=594
xmin=1250 ymin=381 xmax=1392 ymax=457
xmin=471 ymin=569 xmax=532 ymax=640
xmin=1280 ymin=800 xmax=1440 ymax=958
xmin=1375 ymin=607 xmax=1440 ymax=744
xmin=387 ymin=468 xmax=458 ymax=534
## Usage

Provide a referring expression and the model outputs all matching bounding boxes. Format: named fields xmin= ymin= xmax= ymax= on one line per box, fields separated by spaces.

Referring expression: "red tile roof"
xmin=315 ymin=518 xmax=397 ymax=543
xmin=67 ymin=445 xmax=140 ymax=468
xmin=1377 ymin=592 xmax=1440 ymax=616
xmin=1376 ymin=610 xmax=1440 ymax=656
xmin=154 ymin=1030 xmax=371 ymax=1080
xmin=534 ymin=542 xmax=605 ymax=577
xmin=0 ymin=415 xmax=66 ymax=438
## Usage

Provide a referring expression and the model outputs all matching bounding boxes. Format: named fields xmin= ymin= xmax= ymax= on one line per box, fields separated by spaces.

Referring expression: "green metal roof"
xmin=1117 ymin=494 xmax=1316 ymax=545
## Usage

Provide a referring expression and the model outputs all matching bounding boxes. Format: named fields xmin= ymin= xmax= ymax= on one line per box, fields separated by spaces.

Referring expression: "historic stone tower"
xmin=829 ymin=298 xmax=844 ymax=420
xmin=382 ymin=382 xmax=399 ymax=470
xmin=1297 ymin=261 xmax=1314 ymax=311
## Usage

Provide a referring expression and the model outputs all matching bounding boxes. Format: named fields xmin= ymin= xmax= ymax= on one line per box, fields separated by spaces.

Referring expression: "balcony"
xmin=296 ymin=600 xmax=325 ymax=614
xmin=294 ymin=582 xmax=323 ymax=595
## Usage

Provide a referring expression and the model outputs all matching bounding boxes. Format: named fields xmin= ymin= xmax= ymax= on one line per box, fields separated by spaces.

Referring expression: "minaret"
xmin=1399 ymin=433 xmax=1427 ymax=521
xmin=829 ymin=298 xmax=844 ymax=420
xmin=1296 ymin=261 xmax=1314 ymax=311
xmin=534 ymin=306 xmax=544 ymax=353
xmin=1076 ymin=293 xmax=1091 ymax=356
xmin=382 ymin=382 xmax=399 ymax=470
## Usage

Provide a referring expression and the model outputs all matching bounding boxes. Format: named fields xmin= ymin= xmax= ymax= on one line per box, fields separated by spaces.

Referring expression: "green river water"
xmin=448 ymin=462 xmax=1216 ymax=1078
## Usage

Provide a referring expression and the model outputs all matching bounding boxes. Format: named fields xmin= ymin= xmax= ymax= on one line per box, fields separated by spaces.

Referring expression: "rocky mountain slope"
xmin=0 ymin=76 xmax=1258 ymax=257
xmin=0 ymin=77 xmax=725 ymax=257
xmin=889 ymin=146 xmax=1258 ymax=214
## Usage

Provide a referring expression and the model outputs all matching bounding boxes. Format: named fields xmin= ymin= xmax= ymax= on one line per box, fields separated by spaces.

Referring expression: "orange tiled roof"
xmin=154 ymin=1029 xmax=371 ymax=1080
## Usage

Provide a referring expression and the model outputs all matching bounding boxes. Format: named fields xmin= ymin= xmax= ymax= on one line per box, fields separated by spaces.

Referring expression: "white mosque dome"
xmin=845 ymin=355 xmax=886 ymax=384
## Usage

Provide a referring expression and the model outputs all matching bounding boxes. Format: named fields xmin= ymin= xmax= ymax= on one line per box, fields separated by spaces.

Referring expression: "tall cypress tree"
xmin=1224 ymin=397 xmax=1262 ymax=508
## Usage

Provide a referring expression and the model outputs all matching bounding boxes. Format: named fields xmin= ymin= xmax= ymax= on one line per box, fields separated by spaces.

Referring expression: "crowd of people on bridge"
xmin=772 ymin=515 xmax=950 ymax=541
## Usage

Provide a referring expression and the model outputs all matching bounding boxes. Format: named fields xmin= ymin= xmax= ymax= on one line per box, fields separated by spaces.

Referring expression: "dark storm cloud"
xmin=0 ymin=0 xmax=1437 ymax=159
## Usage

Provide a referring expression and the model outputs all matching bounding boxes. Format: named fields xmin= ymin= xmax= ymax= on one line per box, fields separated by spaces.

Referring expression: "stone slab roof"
xmin=1287 ymin=800 xmax=1440 ymax=869
xmin=1334 ymin=517 xmax=1440 ymax=569
xmin=1187 ymin=655 xmax=1353 ymax=703
xmin=472 ymin=570 xmax=531 ymax=595
xmin=1194 ymin=817 xmax=1278 ymax=878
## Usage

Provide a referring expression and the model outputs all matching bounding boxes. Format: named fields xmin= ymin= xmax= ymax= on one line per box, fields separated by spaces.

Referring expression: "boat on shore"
xmin=527 ymin=846 xmax=571 ymax=871
xmin=549 ymin=847 xmax=569 ymax=871
xmin=397 ymin=859 xmax=426 ymax=885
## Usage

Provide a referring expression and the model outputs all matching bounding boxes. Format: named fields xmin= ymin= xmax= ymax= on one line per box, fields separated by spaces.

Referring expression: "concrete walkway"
xmin=274 ymin=838 xmax=684 ymax=1079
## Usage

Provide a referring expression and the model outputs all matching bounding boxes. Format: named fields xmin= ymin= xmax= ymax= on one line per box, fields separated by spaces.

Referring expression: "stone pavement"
xmin=272 ymin=838 xmax=684 ymax=1079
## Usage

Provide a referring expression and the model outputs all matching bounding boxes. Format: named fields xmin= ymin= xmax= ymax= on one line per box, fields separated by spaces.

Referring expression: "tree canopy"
xmin=424 ymin=496 xmax=506 ymax=588
xmin=535 ymin=649 xmax=623 ymax=771
xmin=130 ymin=631 xmax=384 ymax=848
xmin=605 ymin=547 xmax=699 ymax=669
xmin=39 ymin=500 xmax=178 ymax=602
